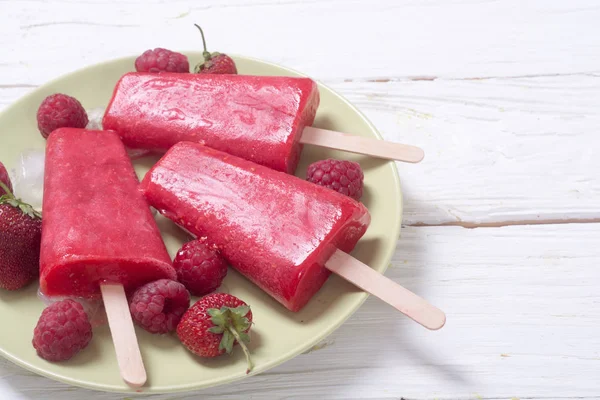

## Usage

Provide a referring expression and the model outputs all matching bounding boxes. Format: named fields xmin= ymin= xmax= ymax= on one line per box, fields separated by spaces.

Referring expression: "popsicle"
xmin=41 ymin=128 xmax=176 ymax=386
xmin=141 ymin=142 xmax=445 ymax=329
xmin=103 ymin=73 xmax=424 ymax=174
xmin=41 ymin=128 xmax=175 ymax=297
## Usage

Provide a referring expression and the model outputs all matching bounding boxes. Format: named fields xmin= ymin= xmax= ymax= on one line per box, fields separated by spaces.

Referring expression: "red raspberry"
xmin=135 ymin=48 xmax=189 ymax=73
xmin=306 ymin=159 xmax=364 ymax=200
xmin=36 ymin=94 xmax=88 ymax=139
xmin=129 ymin=279 xmax=190 ymax=334
xmin=32 ymin=299 xmax=93 ymax=362
xmin=173 ymin=240 xmax=228 ymax=296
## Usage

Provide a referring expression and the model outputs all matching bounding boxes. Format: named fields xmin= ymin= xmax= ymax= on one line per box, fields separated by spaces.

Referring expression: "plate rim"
xmin=0 ymin=53 xmax=403 ymax=394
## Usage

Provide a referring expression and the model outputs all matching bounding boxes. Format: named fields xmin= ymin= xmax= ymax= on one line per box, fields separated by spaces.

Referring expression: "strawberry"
xmin=193 ymin=24 xmax=238 ymax=75
xmin=177 ymin=293 xmax=253 ymax=373
xmin=0 ymin=161 xmax=12 ymax=196
xmin=0 ymin=181 xmax=42 ymax=290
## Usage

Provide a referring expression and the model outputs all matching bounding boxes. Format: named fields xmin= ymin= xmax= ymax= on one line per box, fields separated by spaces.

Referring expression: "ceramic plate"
xmin=0 ymin=53 xmax=402 ymax=393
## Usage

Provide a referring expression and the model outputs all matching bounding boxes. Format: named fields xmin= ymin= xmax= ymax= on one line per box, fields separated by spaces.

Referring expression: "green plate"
xmin=0 ymin=53 xmax=402 ymax=394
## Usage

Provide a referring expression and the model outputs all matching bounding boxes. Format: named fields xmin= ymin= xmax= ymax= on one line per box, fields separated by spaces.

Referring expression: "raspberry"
xmin=129 ymin=279 xmax=190 ymax=334
xmin=173 ymin=240 xmax=228 ymax=296
xmin=32 ymin=299 xmax=93 ymax=362
xmin=135 ymin=48 xmax=189 ymax=73
xmin=36 ymin=94 xmax=88 ymax=139
xmin=306 ymin=159 xmax=364 ymax=200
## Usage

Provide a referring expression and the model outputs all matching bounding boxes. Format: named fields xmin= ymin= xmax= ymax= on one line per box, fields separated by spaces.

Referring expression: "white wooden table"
xmin=2 ymin=1 xmax=599 ymax=399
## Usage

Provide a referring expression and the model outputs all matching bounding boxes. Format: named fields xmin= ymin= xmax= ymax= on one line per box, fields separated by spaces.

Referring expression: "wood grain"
xmin=326 ymin=76 xmax=600 ymax=226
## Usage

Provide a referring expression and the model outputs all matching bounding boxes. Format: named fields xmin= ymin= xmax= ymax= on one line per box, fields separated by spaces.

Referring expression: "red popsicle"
xmin=40 ymin=128 xmax=176 ymax=297
xmin=140 ymin=142 xmax=370 ymax=312
xmin=140 ymin=142 xmax=445 ymax=330
xmin=103 ymin=72 xmax=319 ymax=174
xmin=41 ymin=128 xmax=177 ymax=386
xmin=103 ymin=73 xmax=425 ymax=175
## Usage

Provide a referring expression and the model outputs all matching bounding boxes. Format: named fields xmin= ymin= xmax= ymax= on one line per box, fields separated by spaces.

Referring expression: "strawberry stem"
xmin=227 ymin=325 xmax=254 ymax=374
xmin=0 ymin=181 xmax=12 ymax=197
xmin=208 ymin=305 xmax=254 ymax=374
xmin=194 ymin=23 xmax=212 ymax=61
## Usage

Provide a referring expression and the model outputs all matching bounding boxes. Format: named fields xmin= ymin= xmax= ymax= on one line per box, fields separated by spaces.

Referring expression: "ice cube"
xmin=85 ymin=107 xmax=105 ymax=130
xmin=126 ymin=148 xmax=152 ymax=160
xmin=10 ymin=149 xmax=45 ymax=210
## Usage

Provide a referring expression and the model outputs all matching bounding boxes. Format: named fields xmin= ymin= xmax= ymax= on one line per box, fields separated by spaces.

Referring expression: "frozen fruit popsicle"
xmin=103 ymin=72 xmax=319 ymax=174
xmin=141 ymin=142 xmax=446 ymax=329
xmin=41 ymin=128 xmax=176 ymax=386
xmin=103 ymin=73 xmax=424 ymax=174
xmin=40 ymin=128 xmax=176 ymax=297
xmin=140 ymin=142 xmax=370 ymax=312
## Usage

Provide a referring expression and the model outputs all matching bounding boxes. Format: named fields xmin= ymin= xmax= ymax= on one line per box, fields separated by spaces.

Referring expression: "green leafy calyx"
xmin=207 ymin=305 xmax=254 ymax=373
xmin=0 ymin=181 xmax=41 ymax=219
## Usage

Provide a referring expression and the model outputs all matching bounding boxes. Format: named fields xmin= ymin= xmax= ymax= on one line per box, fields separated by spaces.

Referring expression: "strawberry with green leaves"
xmin=0 ymin=161 xmax=12 ymax=196
xmin=0 ymin=180 xmax=42 ymax=290
xmin=193 ymin=24 xmax=238 ymax=75
xmin=177 ymin=293 xmax=254 ymax=373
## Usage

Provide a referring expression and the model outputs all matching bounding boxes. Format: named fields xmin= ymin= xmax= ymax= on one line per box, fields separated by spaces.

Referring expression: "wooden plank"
xmin=0 ymin=224 xmax=598 ymax=399
xmin=3 ymin=75 xmax=598 ymax=226
xmin=1 ymin=0 xmax=599 ymax=84
xmin=325 ymin=75 xmax=600 ymax=225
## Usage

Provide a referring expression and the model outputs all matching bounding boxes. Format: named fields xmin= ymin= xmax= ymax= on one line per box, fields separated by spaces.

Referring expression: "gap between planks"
xmin=428 ymin=397 xmax=600 ymax=400
xmin=3 ymin=71 xmax=599 ymax=89
xmin=408 ymin=217 xmax=600 ymax=229
xmin=340 ymin=70 xmax=600 ymax=83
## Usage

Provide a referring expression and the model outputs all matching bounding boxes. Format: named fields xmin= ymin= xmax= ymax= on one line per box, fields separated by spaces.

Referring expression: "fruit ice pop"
xmin=140 ymin=142 xmax=370 ymax=312
xmin=40 ymin=128 xmax=176 ymax=297
xmin=103 ymin=72 xmax=319 ymax=174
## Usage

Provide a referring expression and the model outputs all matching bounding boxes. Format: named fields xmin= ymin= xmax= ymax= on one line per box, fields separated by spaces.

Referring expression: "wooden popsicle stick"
xmin=100 ymin=283 xmax=147 ymax=388
xmin=300 ymin=126 xmax=425 ymax=163
xmin=325 ymin=249 xmax=446 ymax=330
